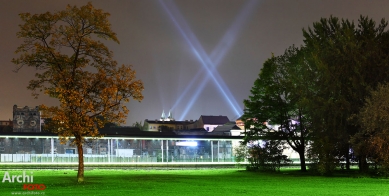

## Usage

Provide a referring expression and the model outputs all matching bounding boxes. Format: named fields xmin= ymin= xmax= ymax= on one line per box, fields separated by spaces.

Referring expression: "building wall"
xmin=0 ymin=136 xmax=238 ymax=163
xmin=0 ymin=120 xmax=13 ymax=133
xmin=0 ymin=121 xmax=12 ymax=126
xmin=235 ymin=119 xmax=245 ymax=130
xmin=197 ymin=116 xmax=230 ymax=132
xmin=13 ymin=105 xmax=41 ymax=133
xmin=144 ymin=121 xmax=176 ymax=132
xmin=204 ymin=125 xmax=219 ymax=132
xmin=144 ymin=120 xmax=196 ymax=132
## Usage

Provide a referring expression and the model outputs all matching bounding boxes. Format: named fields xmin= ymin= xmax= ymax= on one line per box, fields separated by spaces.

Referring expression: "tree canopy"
xmin=12 ymin=3 xmax=144 ymax=182
xmin=243 ymin=15 xmax=389 ymax=175
xmin=302 ymin=16 xmax=389 ymax=173
xmin=243 ymin=46 xmax=310 ymax=171
xmin=353 ymin=83 xmax=389 ymax=173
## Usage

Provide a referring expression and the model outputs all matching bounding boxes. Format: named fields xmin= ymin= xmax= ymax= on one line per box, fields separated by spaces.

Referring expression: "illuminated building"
xmin=144 ymin=114 xmax=236 ymax=133
xmin=0 ymin=128 xmax=243 ymax=164
xmin=12 ymin=105 xmax=41 ymax=133
xmin=197 ymin=115 xmax=230 ymax=132
xmin=0 ymin=111 xmax=246 ymax=163
xmin=0 ymin=108 xmax=298 ymax=164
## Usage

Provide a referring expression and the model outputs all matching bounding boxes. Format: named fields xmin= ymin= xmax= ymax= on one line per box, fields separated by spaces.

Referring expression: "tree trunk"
xmin=77 ymin=142 xmax=84 ymax=183
xmin=298 ymin=150 xmax=307 ymax=172
xmin=345 ymin=145 xmax=350 ymax=170
xmin=358 ymin=155 xmax=368 ymax=173
xmin=297 ymin=109 xmax=307 ymax=172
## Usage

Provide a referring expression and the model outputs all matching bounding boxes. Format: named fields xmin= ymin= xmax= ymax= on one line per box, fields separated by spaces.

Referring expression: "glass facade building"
xmin=0 ymin=133 xmax=243 ymax=164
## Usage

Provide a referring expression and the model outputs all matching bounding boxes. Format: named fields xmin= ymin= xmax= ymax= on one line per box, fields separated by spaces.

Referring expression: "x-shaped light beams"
xmin=158 ymin=0 xmax=259 ymax=120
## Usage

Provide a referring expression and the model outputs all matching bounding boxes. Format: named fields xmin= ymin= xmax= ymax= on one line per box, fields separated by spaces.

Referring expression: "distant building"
xmin=235 ymin=118 xmax=245 ymax=130
xmin=13 ymin=105 xmax=41 ymax=132
xmin=144 ymin=119 xmax=196 ymax=132
xmin=0 ymin=120 xmax=13 ymax=133
xmin=210 ymin=124 xmax=243 ymax=136
xmin=197 ymin=115 xmax=230 ymax=132
xmin=144 ymin=114 xmax=240 ymax=136
xmin=144 ymin=110 xmax=196 ymax=132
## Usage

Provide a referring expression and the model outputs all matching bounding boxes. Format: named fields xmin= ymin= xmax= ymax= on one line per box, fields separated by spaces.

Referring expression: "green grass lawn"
xmin=1 ymin=168 xmax=388 ymax=196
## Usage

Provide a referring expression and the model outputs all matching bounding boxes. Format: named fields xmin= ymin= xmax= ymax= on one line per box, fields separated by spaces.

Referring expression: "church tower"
xmin=160 ymin=110 xmax=166 ymax=121
xmin=159 ymin=110 xmax=174 ymax=121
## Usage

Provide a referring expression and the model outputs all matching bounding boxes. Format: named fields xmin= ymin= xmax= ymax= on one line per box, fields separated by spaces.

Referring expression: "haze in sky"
xmin=1 ymin=0 xmax=388 ymax=125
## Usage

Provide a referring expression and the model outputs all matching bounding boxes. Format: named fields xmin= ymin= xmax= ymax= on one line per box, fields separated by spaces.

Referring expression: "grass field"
xmin=0 ymin=168 xmax=388 ymax=196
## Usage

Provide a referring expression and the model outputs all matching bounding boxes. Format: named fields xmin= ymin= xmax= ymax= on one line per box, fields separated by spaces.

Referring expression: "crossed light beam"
xmin=158 ymin=0 xmax=260 ymax=120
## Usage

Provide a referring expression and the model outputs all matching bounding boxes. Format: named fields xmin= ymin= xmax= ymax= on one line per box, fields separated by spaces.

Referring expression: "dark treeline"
xmin=242 ymin=16 xmax=389 ymax=175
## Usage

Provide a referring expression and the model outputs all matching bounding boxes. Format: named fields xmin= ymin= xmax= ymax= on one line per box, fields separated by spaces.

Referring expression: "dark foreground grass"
xmin=1 ymin=168 xmax=388 ymax=196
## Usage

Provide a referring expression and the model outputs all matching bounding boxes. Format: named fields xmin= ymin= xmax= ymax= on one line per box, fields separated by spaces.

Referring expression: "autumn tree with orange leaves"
xmin=12 ymin=3 xmax=143 ymax=182
xmin=352 ymin=83 xmax=389 ymax=175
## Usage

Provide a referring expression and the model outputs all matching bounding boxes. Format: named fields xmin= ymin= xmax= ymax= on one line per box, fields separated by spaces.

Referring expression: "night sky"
xmin=1 ymin=0 xmax=388 ymax=125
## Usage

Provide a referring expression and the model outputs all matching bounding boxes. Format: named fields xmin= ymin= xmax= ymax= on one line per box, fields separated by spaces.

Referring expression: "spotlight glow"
xmin=176 ymin=141 xmax=197 ymax=147
xmin=159 ymin=0 xmax=260 ymax=120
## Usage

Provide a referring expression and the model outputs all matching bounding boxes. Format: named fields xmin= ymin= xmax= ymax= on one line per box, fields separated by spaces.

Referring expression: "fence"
xmin=0 ymin=153 xmax=236 ymax=163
